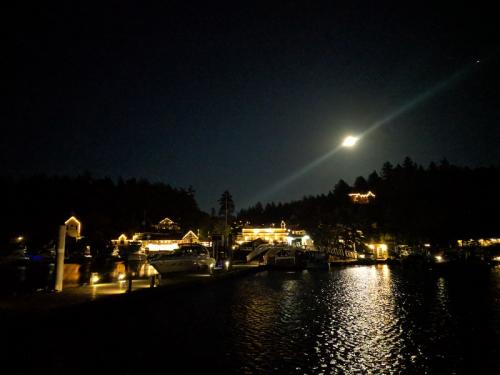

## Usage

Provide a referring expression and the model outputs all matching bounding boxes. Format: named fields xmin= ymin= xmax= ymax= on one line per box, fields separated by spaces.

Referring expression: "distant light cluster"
xmin=348 ymin=191 xmax=376 ymax=204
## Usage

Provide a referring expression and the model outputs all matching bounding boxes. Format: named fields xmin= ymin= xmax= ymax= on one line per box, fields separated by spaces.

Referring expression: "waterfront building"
xmin=456 ymin=238 xmax=500 ymax=261
xmin=112 ymin=218 xmax=201 ymax=253
xmin=457 ymin=238 xmax=500 ymax=247
xmin=235 ymin=221 xmax=313 ymax=248
xmin=65 ymin=216 xmax=82 ymax=239
xmin=113 ymin=231 xmax=200 ymax=253
xmin=152 ymin=217 xmax=181 ymax=232
xmin=366 ymin=243 xmax=389 ymax=260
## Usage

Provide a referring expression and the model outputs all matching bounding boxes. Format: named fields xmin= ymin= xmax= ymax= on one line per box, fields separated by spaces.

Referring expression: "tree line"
xmin=3 ymin=158 xmax=499 ymax=251
xmin=238 ymin=158 xmax=500 ymax=245
xmin=0 ymin=173 xmax=208 ymax=249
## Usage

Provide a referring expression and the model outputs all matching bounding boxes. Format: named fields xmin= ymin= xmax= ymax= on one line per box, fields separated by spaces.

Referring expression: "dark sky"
xmin=10 ymin=2 xmax=500 ymax=211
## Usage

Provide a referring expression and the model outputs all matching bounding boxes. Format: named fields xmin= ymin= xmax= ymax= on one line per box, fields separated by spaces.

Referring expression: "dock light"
xmin=342 ymin=136 xmax=359 ymax=148
xmin=434 ymin=255 xmax=443 ymax=262
xmin=90 ymin=273 xmax=100 ymax=285
xmin=224 ymin=260 xmax=230 ymax=270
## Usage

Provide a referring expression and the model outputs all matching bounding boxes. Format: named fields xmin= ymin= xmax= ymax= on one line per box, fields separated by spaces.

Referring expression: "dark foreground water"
xmin=5 ymin=265 xmax=500 ymax=374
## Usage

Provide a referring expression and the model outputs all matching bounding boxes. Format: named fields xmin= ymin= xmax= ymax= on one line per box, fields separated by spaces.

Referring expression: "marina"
xmin=7 ymin=2 xmax=500 ymax=373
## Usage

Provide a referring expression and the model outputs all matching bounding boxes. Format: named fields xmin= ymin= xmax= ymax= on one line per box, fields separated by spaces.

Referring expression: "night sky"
xmin=10 ymin=2 xmax=500 ymax=211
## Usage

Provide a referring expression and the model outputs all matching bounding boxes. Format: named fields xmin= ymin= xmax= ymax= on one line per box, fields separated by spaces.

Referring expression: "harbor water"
xmin=5 ymin=264 xmax=500 ymax=374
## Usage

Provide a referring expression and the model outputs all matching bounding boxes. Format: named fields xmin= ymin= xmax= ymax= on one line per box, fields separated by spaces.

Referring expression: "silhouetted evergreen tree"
xmin=353 ymin=176 xmax=369 ymax=191
xmin=218 ymin=191 xmax=235 ymax=220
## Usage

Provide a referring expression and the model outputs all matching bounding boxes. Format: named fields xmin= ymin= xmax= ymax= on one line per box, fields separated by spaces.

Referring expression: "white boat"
xmin=148 ymin=244 xmax=215 ymax=275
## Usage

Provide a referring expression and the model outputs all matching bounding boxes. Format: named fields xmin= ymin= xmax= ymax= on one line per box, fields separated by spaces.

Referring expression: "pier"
xmin=0 ymin=264 xmax=262 ymax=314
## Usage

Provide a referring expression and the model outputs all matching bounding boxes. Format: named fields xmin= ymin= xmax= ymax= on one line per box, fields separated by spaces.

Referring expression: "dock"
xmin=0 ymin=264 xmax=263 ymax=314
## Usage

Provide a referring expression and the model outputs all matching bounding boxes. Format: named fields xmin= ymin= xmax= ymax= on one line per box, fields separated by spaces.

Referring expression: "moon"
xmin=342 ymin=135 xmax=359 ymax=147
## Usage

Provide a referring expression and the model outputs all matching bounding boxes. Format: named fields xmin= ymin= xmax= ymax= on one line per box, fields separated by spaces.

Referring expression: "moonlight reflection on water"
xmin=223 ymin=265 xmax=499 ymax=374
xmin=6 ymin=265 xmax=500 ymax=374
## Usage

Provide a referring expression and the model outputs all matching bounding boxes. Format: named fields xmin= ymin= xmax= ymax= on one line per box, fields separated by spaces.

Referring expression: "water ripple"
xmin=220 ymin=266 xmax=499 ymax=374
xmin=9 ymin=265 xmax=499 ymax=374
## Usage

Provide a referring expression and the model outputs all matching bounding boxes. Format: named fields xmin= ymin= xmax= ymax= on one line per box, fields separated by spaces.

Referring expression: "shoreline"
xmin=0 ymin=265 xmax=264 ymax=315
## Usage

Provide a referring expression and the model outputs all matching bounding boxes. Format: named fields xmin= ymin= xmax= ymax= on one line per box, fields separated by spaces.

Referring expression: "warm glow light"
xmin=348 ymin=191 xmax=376 ymax=203
xmin=181 ymin=230 xmax=199 ymax=241
xmin=65 ymin=216 xmax=82 ymax=234
xmin=366 ymin=243 xmax=389 ymax=260
xmin=241 ymin=226 xmax=290 ymax=244
xmin=348 ymin=191 xmax=375 ymax=199
xmin=342 ymin=135 xmax=359 ymax=147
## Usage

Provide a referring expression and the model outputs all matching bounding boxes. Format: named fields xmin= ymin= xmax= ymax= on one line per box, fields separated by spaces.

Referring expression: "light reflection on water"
xmin=7 ymin=265 xmax=500 ymax=374
xmin=222 ymin=265 xmax=498 ymax=374
xmin=224 ymin=266 xmax=405 ymax=373
xmin=313 ymin=265 xmax=403 ymax=373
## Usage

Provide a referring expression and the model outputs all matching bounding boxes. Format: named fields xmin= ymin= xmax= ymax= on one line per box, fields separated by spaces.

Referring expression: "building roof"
xmin=158 ymin=217 xmax=176 ymax=226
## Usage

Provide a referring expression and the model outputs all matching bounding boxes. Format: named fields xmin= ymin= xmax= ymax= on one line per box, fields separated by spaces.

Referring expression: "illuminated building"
xmin=236 ymin=221 xmax=313 ymax=248
xmin=348 ymin=191 xmax=376 ymax=204
xmin=152 ymin=217 xmax=180 ymax=232
xmin=112 ymin=218 xmax=201 ymax=253
xmin=112 ymin=231 xmax=201 ymax=252
xmin=366 ymin=243 xmax=388 ymax=260
xmin=65 ymin=216 xmax=82 ymax=239
xmin=457 ymin=238 xmax=500 ymax=247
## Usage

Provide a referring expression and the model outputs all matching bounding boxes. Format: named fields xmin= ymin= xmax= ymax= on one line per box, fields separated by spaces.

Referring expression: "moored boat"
xmin=263 ymin=246 xmax=307 ymax=270
xmin=148 ymin=244 xmax=216 ymax=275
